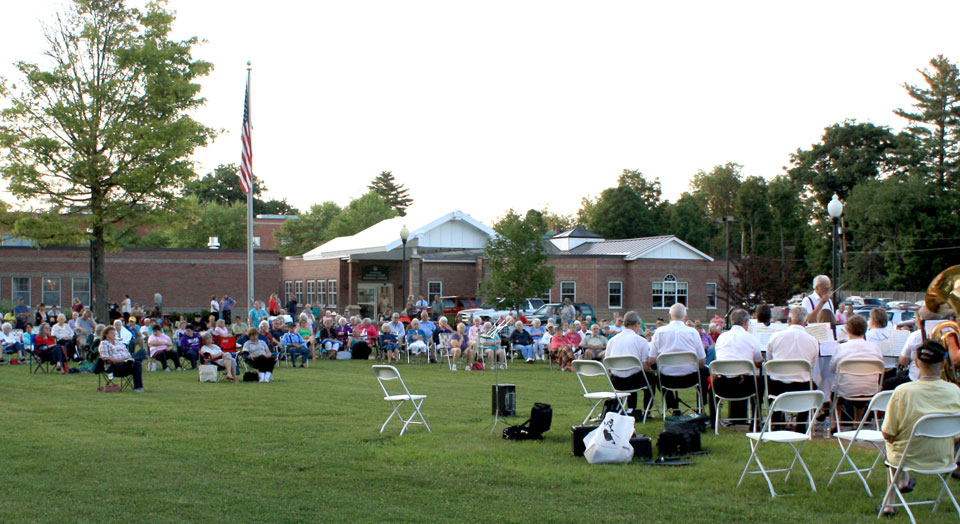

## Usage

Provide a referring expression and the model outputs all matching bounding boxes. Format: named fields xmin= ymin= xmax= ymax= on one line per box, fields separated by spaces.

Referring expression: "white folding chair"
xmin=371 ymin=365 xmax=431 ymax=435
xmin=829 ymin=358 xmax=884 ymax=433
xmin=827 ymin=390 xmax=891 ymax=496
xmin=737 ymin=390 xmax=825 ymax=497
xmin=762 ymin=359 xmax=813 ymax=423
xmin=709 ymin=359 xmax=760 ymax=435
xmin=603 ymin=355 xmax=658 ymax=423
xmin=878 ymin=413 xmax=960 ymax=523
xmin=571 ymin=359 xmax=629 ymax=425
xmin=656 ymin=351 xmax=703 ymax=418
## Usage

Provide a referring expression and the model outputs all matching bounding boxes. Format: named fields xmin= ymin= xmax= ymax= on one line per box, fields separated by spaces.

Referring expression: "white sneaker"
xmin=499 ymin=364 xmax=506 ymax=370
xmin=258 ymin=372 xmax=265 ymax=382
xmin=465 ymin=365 xmax=472 ymax=372
xmin=450 ymin=364 xmax=456 ymax=371
xmin=165 ymin=368 xmax=172 ymax=372
xmin=107 ymin=372 xmax=114 ymax=380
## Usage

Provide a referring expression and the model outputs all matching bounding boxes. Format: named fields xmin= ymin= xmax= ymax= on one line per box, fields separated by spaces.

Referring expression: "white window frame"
xmin=608 ymin=281 xmax=623 ymax=309
xmin=12 ymin=277 xmax=30 ymax=305
xmin=306 ymin=280 xmax=315 ymax=305
xmin=427 ymin=281 xmax=442 ymax=303
xmin=327 ymin=280 xmax=337 ymax=308
xmin=295 ymin=280 xmax=303 ymax=304
xmin=652 ymin=274 xmax=688 ymax=309
xmin=706 ymin=282 xmax=717 ymax=310
xmin=317 ymin=280 xmax=326 ymax=307
xmin=284 ymin=281 xmax=293 ymax=303
xmin=560 ymin=281 xmax=576 ymax=303
xmin=42 ymin=277 xmax=61 ymax=307
xmin=72 ymin=277 xmax=91 ymax=307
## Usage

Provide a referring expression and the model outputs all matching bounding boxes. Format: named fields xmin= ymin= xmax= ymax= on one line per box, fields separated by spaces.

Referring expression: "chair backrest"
xmin=768 ymin=390 xmax=824 ymax=414
xmin=656 ymin=351 xmax=698 ymax=368
xmin=709 ymin=359 xmax=755 ymax=377
xmin=913 ymin=413 xmax=960 ymax=439
xmin=572 ymin=359 xmax=616 ymax=395
xmin=866 ymin=390 xmax=893 ymax=413
xmin=372 ymin=364 xmax=412 ymax=397
xmin=836 ymin=358 xmax=885 ymax=377
xmin=603 ymin=355 xmax=643 ymax=373
xmin=763 ymin=359 xmax=811 ymax=379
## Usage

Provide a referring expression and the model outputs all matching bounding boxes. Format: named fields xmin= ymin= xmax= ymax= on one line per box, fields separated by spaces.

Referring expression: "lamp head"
xmin=827 ymin=194 xmax=843 ymax=218
xmin=399 ymin=224 xmax=410 ymax=241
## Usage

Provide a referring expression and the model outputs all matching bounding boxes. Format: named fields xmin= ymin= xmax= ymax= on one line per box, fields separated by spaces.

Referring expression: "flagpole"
xmin=245 ymin=61 xmax=255 ymax=316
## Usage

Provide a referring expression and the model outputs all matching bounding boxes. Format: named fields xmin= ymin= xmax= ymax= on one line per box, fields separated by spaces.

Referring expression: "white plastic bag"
xmin=198 ymin=364 xmax=219 ymax=382
xmin=583 ymin=412 xmax=635 ymax=464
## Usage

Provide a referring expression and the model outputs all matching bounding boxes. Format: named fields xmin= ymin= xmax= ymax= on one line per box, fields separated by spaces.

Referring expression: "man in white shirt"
xmin=388 ymin=313 xmax=406 ymax=339
xmin=604 ymin=311 xmax=657 ymax=413
xmin=766 ymin=307 xmax=820 ymax=432
xmin=829 ymin=314 xmax=883 ymax=427
xmin=648 ymin=303 xmax=710 ymax=417
xmin=802 ymin=275 xmax=836 ymax=325
xmin=713 ymin=309 xmax=763 ymax=421
xmin=607 ymin=317 xmax=624 ymax=336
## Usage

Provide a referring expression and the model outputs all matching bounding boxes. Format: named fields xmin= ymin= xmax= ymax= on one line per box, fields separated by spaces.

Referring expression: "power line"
xmin=842 ymin=245 xmax=960 ymax=255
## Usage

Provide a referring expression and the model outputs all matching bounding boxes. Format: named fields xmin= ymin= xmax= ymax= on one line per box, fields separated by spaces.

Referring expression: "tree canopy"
xmin=368 ymin=171 xmax=412 ymax=216
xmin=481 ymin=210 xmax=555 ymax=310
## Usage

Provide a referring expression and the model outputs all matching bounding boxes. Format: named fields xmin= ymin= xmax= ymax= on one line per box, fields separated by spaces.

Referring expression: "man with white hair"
xmin=605 ymin=311 xmax=657 ymax=414
xmin=648 ymin=303 xmax=710 ymax=417
xmin=803 ymin=275 xmax=836 ymax=325
xmin=713 ymin=309 xmax=763 ymax=422
xmin=766 ymin=306 xmax=820 ymax=432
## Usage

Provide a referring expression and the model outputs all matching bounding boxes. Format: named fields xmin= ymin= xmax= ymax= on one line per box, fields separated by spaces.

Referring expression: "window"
xmin=253 ymin=236 xmax=262 ymax=248
xmin=284 ymin=281 xmax=293 ymax=303
xmin=608 ymin=281 xmax=623 ymax=309
xmin=706 ymin=282 xmax=717 ymax=309
xmin=42 ymin=277 xmax=61 ymax=306
xmin=327 ymin=280 xmax=337 ymax=308
xmin=295 ymin=280 xmax=303 ymax=304
xmin=427 ymin=281 xmax=442 ymax=303
xmin=13 ymin=277 xmax=29 ymax=304
xmin=560 ymin=281 xmax=576 ymax=303
xmin=306 ymin=280 xmax=315 ymax=305
xmin=73 ymin=277 xmax=90 ymax=307
xmin=317 ymin=280 xmax=326 ymax=307
xmin=652 ymin=274 xmax=688 ymax=309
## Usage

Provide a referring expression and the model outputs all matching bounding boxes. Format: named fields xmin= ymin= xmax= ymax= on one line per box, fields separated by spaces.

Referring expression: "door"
xmin=358 ymin=285 xmax=378 ymax=320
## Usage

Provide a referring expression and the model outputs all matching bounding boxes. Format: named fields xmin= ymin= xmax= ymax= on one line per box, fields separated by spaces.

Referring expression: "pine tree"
xmin=368 ymin=171 xmax=413 ymax=216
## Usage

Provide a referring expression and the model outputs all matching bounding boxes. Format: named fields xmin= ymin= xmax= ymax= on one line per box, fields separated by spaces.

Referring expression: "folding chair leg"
xmin=936 ymin=473 xmax=960 ymax=517
xmin=380 ymin=402 xmax=403 ymax=433
xmin=788 ymin=441 xmax=816 ymax=492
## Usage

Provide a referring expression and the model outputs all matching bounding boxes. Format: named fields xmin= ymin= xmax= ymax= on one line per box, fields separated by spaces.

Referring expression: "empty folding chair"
xmin=371 ymin=365 xmax=431 ymax=435
xmin=737 ymin=390 xmax=825 ymax=497
xmin=829 ymin=358 xmax=884 ymax=433
xmin=656 ymin=351 xmax=703 ymax=418
xmin=877 ymin=413 xmax=960 ymax=523
xmin=571 ymin=359 xmax=629 ymax=425
xmin=709 ymin=359 xmax=760 ymax=435
xmin=603 ymin=355 xmax=658 ymax=423
xmin=827 ymin=390 xmax=892 ymax=496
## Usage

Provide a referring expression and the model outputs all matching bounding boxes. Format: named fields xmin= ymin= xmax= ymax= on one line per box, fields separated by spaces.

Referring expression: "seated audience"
xmin=528 ymin=318 xmax=545 ymax=360
xmin=177 ymin=326 xmax=202 ymax=369
xmin=52 ymin=314 xmax=77 ymax=359
xmin=449 ymin=322 xmax=473 ymax=371
xmin=296 ymin=317 xmax=314 ymax=359
xmin=379 ymin=323 xmax=399 ymax=365
xmin=605 ymin=311 xmax=658 ymax=413
xmin=241 ymin=327 xmax=275 ymax=383
xmin=148 ymin=322 xmax=181 ymax=371
xmin=866 ymin=307 xmax=896 ymax=381
xmin=406 ymin=319 xmax=428 ymax=362
xmin=98 ymin=325 xmax=144 ymax=392
xmin=317 ymin=317 xmax=341 ymax=359
xmin=200 ymin=332 xmax=237 ymax=383
xmin=467 ymin=317 xmax=483 ymax=354
xmin=213 ymin=319 xmax=231 ymax=338
xmin=648 ymin=303 xmax=711 ymax=418
xmin=766 ymin=307 xmax=820 ymax=432
xmin=281 ymin=322 xmax=310 ymax=367
xmin=510 ymin=321 xmax=535 ymax=363
xmin=0 ymin=322 xmax=22 ymax=362
xmin=579 ymin=323 xmax=607 ymax=360
xmin=480 ymin=321 xmax=506 ymax=370
xmin=35 ymin=322 xmax=71 ymax=373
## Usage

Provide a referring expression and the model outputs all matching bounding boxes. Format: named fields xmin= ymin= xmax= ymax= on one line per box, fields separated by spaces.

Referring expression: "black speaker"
xmin=491 ymin=384 xmax=516 ymax=416
xmin=572 ymin=425 xmax=598 ymax=456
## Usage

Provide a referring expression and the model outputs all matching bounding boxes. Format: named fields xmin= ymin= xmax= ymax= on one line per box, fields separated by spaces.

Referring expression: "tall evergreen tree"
xmin=368 ymin=171 xmax=413 ymax=216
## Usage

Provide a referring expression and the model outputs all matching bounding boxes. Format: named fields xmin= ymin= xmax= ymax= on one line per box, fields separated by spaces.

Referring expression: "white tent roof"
xmin=301 ymin=209 xmax=495 ymax=261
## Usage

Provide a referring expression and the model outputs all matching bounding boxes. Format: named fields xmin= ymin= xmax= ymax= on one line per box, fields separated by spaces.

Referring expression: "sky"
xmin=3 ymin=1 xmax=960 ymax=224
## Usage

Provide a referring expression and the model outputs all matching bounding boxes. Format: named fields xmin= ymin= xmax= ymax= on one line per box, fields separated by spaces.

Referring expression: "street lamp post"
xmin=827 ymin=194 xmax=844 ymax=304
xmin=399 ymin=224 xmax=410 ymax=310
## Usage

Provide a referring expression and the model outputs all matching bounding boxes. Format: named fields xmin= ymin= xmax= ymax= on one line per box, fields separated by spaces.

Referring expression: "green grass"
xmin=2 ymin=359 xmax=958 ymax=523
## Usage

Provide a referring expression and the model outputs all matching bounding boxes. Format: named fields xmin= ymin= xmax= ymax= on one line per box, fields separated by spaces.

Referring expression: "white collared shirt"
xmin=830 ymin=338 xmax=884 ymax=398
xmin=900 ymin=330 xmax=923 ymax=382
xmin=802 ymin=292 xmax=835 ymax=317
xmin=604 ymin=329 xmax=650 ymax=378
xmin=715 ymin=325 xmax=762 ymax=373
xmin=866 ymin=325 xmax=896 ymax=369
xmin=649 ymin=321 xmax=704 ymax=376
xmin=767 ymin=324 xmax=819 ymax=383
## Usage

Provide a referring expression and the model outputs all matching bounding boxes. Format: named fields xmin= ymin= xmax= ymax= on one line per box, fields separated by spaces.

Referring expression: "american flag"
xmin=239 ymin=73 xmax=253 ymax=194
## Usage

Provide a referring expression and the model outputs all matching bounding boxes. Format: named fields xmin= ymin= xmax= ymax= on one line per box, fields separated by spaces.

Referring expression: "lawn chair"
xmin=371 ymin=365 xmax=430 ymax=435
xmin=877 ymin=413 xmax=960 ymax=523
xmin=571 ymin=359 xmax=629 ymax=425
xmin=709 ymin=359 xmax=760 ymax=435
xmin=603 ymin=355 xmax=658 ymax=423
xmin=656 ymin=351 xmax=703 ymax=418
xmin=737 ymin=390 xmax=824 ymax=497
xmin=96 ymin=359 xmax=133 ymax=392
xmin=827 ymin=390 xmax=891 ymax=496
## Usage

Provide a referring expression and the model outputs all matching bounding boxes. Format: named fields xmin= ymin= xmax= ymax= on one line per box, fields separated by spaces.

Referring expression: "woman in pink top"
xmin=147 ymin=321 xmax=181 ymax=371
xmin=213 ymin=319 xmax=231 ymax=338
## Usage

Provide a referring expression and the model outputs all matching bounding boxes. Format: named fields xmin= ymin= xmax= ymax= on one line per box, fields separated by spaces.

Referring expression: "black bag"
xmin=657 ymin=422 xmax=702 ymax=457
xmin=665 ymin=413 xmax=711 ymax=433
xmin=571 ymin=424 xmax=598 ymax=456
xmin=242 ymin=371 xmax=259 ymax=382
xmin=503 ymin=403 xmax=552 ymax=441
xmin=631 ymin=435 xmax=652 ymax=460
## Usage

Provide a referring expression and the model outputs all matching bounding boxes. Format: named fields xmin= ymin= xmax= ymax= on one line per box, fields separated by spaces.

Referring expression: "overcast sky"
xmin=3 ymin=1 xmax=960 ymax=224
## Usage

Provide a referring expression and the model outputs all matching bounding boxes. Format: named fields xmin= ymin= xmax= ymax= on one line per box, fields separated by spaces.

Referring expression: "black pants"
xmin=248 ymin=355 xmax=276 ymax=372
xmin=179 ymin=348 xmax=199 ymax=369
xmin=883 ymin=372 xmax=911 ymax=391
xmin=223 ymin=309 xmax=232 ymax=324
xmin=156 ymin=349 xmax=181 ymax=370
xmin=611 ymin=371 xmax=658 ymax=411
xmin=37 ymin=345 xmax=68 ymax=365
xmin=353 ymin=342 xmax=371 ymax=360
xmin=713 ymin=375 xmax=764 ymax=421
xmin=767 ymin=379 xmax=815 ymax=433
xmin=107 ymin=352 xmax=145 ymax=390
xmin=660 ymin=367 xmax=712 ymax=417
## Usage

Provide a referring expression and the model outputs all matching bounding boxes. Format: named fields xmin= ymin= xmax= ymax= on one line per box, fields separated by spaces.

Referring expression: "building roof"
xmin=302 ymin=209 xmax=495 ymax=261
xmin=550 ymin=234 xmax=714 ymax=261
xmin=551 ymin=227 xmax=603 ymax=239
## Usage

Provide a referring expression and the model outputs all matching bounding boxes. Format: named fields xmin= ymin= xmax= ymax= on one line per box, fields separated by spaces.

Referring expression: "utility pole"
xmin=716 ymin=216 xmax=738 ymax=328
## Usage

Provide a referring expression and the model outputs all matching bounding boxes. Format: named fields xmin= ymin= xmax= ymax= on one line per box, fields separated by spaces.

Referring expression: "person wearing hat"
xmin=880 ymin=340 xmax=960 ymax=515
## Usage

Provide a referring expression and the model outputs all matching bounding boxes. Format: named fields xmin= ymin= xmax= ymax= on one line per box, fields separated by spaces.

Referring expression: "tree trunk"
xmin=92 ymin=226 xmax=108 ymax=323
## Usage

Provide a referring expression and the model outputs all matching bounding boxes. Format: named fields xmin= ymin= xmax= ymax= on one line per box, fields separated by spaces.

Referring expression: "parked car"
xmin=888 ymin=309 xmax=917 ymax=326
xmin=771 ymin=306 xmax=790 ymax=323
xmin=841 ymin=296 xmax=864 ymax=307
xmin=457 ymin=297 xmax=546 ymax=324
xmin=862 ymin=297 xmax=884 ymax=307
xmin=437 ymin=296 xmax=481 ymax=321
xmin=527 ymin=302 xmax=596 ymax=326
xmin=885 ymin=300 xmax=919 ymax=311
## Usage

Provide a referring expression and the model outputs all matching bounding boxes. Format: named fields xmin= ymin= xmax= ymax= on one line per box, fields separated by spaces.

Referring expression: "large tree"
xmin=327 ymin=192 xmax=396 ymax=238
xmin=586 ymin=170 xmax=663 ymax=239
xmin=275 ymin=201 xmax=342 ymax=257
xmin=0 ymin=0 xmax=212 ymax=321
xmin=185 ymin=163 xmax=298 ymax=215
xmin=481 ymin=210 xmax=555 ymax=311
xmin=368 ymin=171 xmax=412 ymax=216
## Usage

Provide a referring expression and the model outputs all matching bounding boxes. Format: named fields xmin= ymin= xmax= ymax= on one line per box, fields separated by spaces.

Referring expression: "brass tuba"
xmin=924 ymin=265 xmax=960 ymax=384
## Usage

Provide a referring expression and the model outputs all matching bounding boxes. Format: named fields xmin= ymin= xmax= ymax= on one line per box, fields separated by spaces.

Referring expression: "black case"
xmin=571 ymin=425 xmax=598 ymax=456
xmin=630 ymin=435 xmax=652 ymax=460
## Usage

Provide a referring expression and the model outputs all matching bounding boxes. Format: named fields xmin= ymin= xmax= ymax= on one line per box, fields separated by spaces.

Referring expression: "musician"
xmin=880 ymin=340 xmax=960 ymax=516
xmin=802 ymin=275 xmax=836 ymax=325
xmin=866 ymin=308 xmax=897 ymax=381
xmin=829 ymin=315 xmax=883 ymax=426
xmin=605 ymin=311 xmax=657 ymax=413
xmin=648 ymin=303 xmax=711 ymax=418
xmin=766 ymin=307 xmax=820 ymax=432
xmin=713 ymin=309 xmax=763 ymax=421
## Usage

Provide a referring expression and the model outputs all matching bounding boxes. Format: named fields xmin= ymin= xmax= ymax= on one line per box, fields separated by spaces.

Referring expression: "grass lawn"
xmin=2 ymin=358 xmax=958 ymax=523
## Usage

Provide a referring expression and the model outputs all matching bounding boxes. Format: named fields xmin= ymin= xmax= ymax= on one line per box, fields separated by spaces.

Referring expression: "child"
xmin=379 ymin=323 xmax=398 ymax=364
